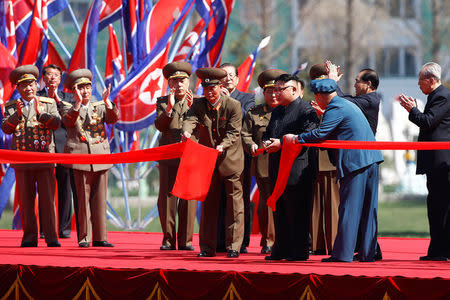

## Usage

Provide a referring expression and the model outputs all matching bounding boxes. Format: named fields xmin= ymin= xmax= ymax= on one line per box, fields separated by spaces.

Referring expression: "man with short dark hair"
xmin=37 ymin=64 xmax=77 ymax=239
xmin=399 ymin=62 xmax=450 ymax=261
xmin=2 ymin=65 xmax=61 ymax=247
xmin=182 ymin=67 xmax=244 ymax=258
xmin=263 ymin=73 xmax=319 ymax=261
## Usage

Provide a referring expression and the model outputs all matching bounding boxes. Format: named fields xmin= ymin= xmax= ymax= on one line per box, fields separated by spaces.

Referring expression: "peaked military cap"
xmin=309 ymin=64 xmax=328 ymax=80
xmin=9 ymin=65 xmax=39 ymax=85
xmin=257 ymin=69 xmax=287 ymax=88
xmin=310 ymin=78 xmax=338 ymax=94
xmin=65 ymin=69 xmax=93 ymax=89
xmin=163 ymin=61 xmax=192 ymax=80
xmin=196 ymin=68 xmax=227 ymax=86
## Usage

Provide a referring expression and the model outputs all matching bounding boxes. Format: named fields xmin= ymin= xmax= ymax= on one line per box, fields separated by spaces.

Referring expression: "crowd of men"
xmin=3 ymin=60 xmax=449 ymax=262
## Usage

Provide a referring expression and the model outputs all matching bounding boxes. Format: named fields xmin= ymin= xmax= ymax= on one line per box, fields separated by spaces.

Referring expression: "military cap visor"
xmin=196 ymin=68 xmax=226 ymax=86
xmin=163 ymin=61 xmax=192 ymax=80
xmin=258 ymin=69 xmax=287 ymax=88
xmin=65 ymin=69 xmax=93 ymax=89
xmin=310 ymin=78 xmax=338 ymax=94
xmin=9 ymin=65 xmax=39 ymax=85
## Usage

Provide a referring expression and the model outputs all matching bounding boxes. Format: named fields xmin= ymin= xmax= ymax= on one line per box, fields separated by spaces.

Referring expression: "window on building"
xmin=389 ymin=0 xmax=400 ymax=17
xmin=405 ymin=0 xmax=416 ymax=18
xmin=404 ymin=48 xmax=416 ymax=76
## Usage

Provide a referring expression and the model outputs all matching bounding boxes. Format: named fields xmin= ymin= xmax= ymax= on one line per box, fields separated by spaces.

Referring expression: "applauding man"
xmin=62 ymin=69 xmax=119 ymax=248
xmin=2 ymin=65 xmax=61 ymax=247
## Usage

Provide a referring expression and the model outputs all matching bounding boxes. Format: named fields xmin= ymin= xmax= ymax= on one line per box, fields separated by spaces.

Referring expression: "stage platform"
xmin=0 ymin=229 xmax=448 ymax=299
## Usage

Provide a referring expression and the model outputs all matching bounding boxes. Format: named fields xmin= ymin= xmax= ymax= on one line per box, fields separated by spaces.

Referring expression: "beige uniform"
xmin=241 ymin=103 xmax=275 ymax=248
xmin=1 ymin=97 xmax=60 ymax=245
xmin=62 ymin=101 xmax=119 ymax=244
xmin=155 ymin=95 xmax=197 ymax=248
xmin=182 ymin=94 xmax=244 ymax=254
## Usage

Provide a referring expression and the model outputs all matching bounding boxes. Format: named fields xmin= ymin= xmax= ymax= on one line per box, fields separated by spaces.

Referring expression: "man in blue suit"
xmin=286 ymin=78 xmax=383 ymax=262
xmin=399 ymin=62 xmax=450 ymax=261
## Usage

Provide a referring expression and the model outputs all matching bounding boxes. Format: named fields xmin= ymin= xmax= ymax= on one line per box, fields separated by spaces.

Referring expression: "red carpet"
xmin=0 ymin=229 xmax=449 ymax=299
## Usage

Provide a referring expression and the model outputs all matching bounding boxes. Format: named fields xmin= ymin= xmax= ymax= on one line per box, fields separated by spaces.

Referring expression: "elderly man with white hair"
xmin=399 ymin=62 xmax=450 ymax=261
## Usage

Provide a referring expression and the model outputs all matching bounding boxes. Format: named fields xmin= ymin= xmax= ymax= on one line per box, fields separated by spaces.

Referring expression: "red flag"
xmin=105 ymin=24 xmax=125 ymax=88
xmin=46 ymin=40 xmax=66 ymax=71
xmin=0 ymin=43 xmax=17 ymax=111
xmin=173 ymin=19 xmax=204 ymax=62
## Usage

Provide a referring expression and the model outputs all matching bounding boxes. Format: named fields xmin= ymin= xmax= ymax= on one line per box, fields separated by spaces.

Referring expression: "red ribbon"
xmin=266 ymin=139 xmax=450 ymax=211
xmin=0 ymin=139 xmax=219 ymax=201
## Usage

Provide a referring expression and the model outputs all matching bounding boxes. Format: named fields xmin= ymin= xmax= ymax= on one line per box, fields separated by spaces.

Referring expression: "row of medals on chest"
xmin=78 ymin=108 xmax=105 ymax=143
xmin=15 ymin=116 xmax=50 ymax=151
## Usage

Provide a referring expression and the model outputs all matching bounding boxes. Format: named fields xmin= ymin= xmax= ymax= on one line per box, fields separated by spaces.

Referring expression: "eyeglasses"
xmin=224 ymin=73 xmax=236 ymax=80
xmin=45 ymin=73 xmax=61 ymax=78
xmin=274 ymin=86 xmax=294 ymax=93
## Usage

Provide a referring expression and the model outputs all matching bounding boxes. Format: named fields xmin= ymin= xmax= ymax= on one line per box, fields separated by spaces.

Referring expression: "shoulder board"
xmin=61 ymin=101 xmax=72 ymax=106
xmin=38 ymin=97 xmax=55 ymax=104
xmin=5 ymin=100 xmax=17 ymax=107
xmin=92 ymin=101 xmax=105 ymax=107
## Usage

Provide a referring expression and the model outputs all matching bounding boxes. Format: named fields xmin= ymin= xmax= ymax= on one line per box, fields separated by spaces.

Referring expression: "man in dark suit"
xmin=287 ymin=78 xmax=384 ymax=262
xmin=399 ymin=62 xmax=450 ymax=261
xmin=263 ymin=74 xmax=319 ymax=261
xmin=155 ymin=61 xmax=197 ymax=251
xmin=61 ymin=69 xmax=119 ymax=248
xmin=219 ymin=63 xmax=255 ymax=253
xmin=2 ymin=65 xmax=61 ymax=247
xmin=182 ymin=67 xmax=244 ymax=258
xmin=37 ymin=64 xmax=77 ymax=239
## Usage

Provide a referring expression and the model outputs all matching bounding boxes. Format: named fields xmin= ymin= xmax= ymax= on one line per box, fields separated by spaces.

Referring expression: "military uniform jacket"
xmin=155 ymin=94 xmax=194 ymax=166
xmin=62 ymin=100 xmax=120 ymax=172
xmin=241 ymin=104 xmax=271 ymax=178
xmin=182 ymin=94 xmax=244 ymax=177
xmin=230 ymin=89 xmax=255 ymax=118
xmin=1 ymin=97 xmax=60 ymax=170
xmin=37 ymin=89 xmax=75 ymax=153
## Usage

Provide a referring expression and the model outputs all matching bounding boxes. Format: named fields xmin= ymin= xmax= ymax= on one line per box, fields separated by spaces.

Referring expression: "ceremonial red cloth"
xmin=266 ymin=139 xmax=450 ymax=211
xmin=0 ymin=139 xmax=218 ymax=202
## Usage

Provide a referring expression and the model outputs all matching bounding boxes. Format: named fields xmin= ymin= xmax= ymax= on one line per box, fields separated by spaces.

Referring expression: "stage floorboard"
xmin=0 ymin=229 xmax=448 ymax=279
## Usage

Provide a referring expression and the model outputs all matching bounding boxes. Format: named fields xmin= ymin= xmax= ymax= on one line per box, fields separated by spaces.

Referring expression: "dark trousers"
xmin=39 ymin=165 xmax=78 ymax=237
xmin=271 ymin=181 xmax=313 ymax=259
xmin=426 ymin=169 xmax=450 ymax=258
xmin=255 ymin=177 xmax=275 ymax=247
xmin=332 ymin=163 xmax=379 ymax=262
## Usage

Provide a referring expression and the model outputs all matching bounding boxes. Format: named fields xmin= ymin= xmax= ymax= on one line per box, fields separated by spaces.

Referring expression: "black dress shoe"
xmin=354 ymin=252 xmax=382 ymax=262
xmin=178 ymin=245 xmax=194 ymax=251
xmin=227 ymin=250 xmax=239 ymax=258
xmin=79 ymin=242 xmax=90 ymax=248
xmin=197 ymin=251 xmax=215 ymax=257
xmin=20 ymin=241 xmax=38 ymax=247
xmin=240 ymin=246 xmax=248 ymax=254
xmin=286 ymin=256 xmax=308 ymax=261
xmin=265 ymin=255 xmax=283 ymax=261
xmin=47 ymin=242 xmax=61 ymax=247
xmin=261 ymin=246 xmax=272 ymax=254
xmin=322 ymin=257 xmax=349 ymax=262
xmin=160 ymin=244 xmax=176 ymax=250
xmin=419 ymin=255 xmax=448 ymax=261
xmin=311 ymin=249 xmax=327 ymax=255
xmin=93 ymin=241 xmax=114 ymax=247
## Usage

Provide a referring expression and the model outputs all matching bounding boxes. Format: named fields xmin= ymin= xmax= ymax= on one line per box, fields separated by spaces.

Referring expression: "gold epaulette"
xmin=38 ymin=97 xmax=54 ymax=104
xmin=249 ymin=103 xmax=263 ymax=112
xmin=5 ymin=100 xmax=17 ymax=107
xmin=92 ymin=101 xmax=105 ymax=107
xmin=61 ymin=101 xmax=72 ymax=106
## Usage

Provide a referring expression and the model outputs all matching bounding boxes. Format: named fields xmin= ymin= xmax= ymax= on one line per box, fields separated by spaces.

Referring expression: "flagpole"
xmin=184 ymin=14 xmax=213 ymax=63
xmin=168 ymin=6 xmax=194 ymax=62
xmin=119 ymin=18 xmax=128 ymax=77
xmin=48 ymin=24 xmax=72 ymax=59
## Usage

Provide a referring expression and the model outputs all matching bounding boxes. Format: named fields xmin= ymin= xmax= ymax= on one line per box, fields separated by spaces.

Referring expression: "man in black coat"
xmin=263 ymin=74 xmax=319 ymax=261
xmin=399 ymin=62 xmax=450 ymax=261
xmin=217 ymin=63 xmax=255 ymax=253
xmin=37 ymin=64 xmax=77 ymax=238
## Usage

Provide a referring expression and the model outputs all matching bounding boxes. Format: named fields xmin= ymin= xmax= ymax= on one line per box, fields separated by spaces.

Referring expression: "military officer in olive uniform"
xmin=155 ymin=61 xmax=197 ymax=251
xmin=182 ymin=68 xmax=244 ymax=258
xmin=2 ymin=65 xmax=61 ymax=247
xmin=241 ymin=69 xmax=286 ymax=254
xmin=61 ymin=69 xmax=119 ymax=248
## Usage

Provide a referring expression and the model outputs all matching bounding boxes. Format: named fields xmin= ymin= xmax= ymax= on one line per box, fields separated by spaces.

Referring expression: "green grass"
xmin=0 ymin=200 xmax=428 ymax=238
